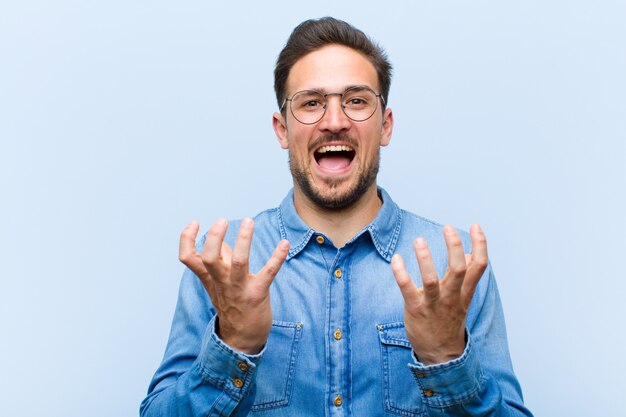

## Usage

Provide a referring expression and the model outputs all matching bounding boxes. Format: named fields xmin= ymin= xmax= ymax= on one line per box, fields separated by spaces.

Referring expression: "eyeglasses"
xmin=280 ymin=86 xmax=385 ymax=125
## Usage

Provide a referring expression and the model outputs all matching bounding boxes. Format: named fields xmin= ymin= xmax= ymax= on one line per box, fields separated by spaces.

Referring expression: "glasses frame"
xmin=280 ymin=86 xmax=385 ymax=125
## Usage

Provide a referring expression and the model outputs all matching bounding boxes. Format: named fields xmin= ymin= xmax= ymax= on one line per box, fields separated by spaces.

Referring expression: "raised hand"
xmin=391 ymin=224 xmax=488 ymax=365
xmin=178 ymin=218 xmax=290 ymax=354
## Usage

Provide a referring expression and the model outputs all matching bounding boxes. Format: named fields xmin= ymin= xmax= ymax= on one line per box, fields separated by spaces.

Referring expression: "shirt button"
xmin=414 ymin=371 xmax=426 ymax=378
xmin=333 ymin=328 xmax=342 ymax=340
xmin=333 ymin=394 xmax=343 ymax=407
xmin=316 ymin=235 xmax=325 ymax=244
xmin=422 ymin=388 xmax=436 ymax=397
xmin=236 ymin=361 xmax=249 ymax=372
xmin=230 ymin=377 xmax=244 ymax=389
xmin=334 ymin=268 xmax=342 ymax=279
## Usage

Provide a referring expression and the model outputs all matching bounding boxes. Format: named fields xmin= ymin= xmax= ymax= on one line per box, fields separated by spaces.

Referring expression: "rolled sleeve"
xmin=197 ymin=316 xmax=265 ymax=401
xmin=409 ymin=333 xmax=485 ymax=408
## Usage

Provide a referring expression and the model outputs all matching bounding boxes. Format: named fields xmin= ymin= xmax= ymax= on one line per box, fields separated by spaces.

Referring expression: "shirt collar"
xmin=277 ymin=187 xmax=403 ymax=262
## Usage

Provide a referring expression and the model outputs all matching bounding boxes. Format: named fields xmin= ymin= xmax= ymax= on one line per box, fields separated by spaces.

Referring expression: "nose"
xmin=317 ymin=93 xmax=351 ymax=133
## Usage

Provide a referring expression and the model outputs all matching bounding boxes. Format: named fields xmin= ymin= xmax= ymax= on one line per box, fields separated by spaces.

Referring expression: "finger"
xmin=178 ymin=221 xmax=208 ymax=275
xmin=179 ymin=221 xmax=199 ymax=261
xmin=203 ymin=242 xmax=232 ymax=309
xmin=391 ymin=254 xmax=421 ymax=308
xmin=230 ymin=218 xmax=254 ymax=281
xmin=201 ymin=218 xmax=229 ymax=277
xmin=220 ymin=241 xmax=233 ymax=266
xmin=462 ymin=224 xmax=489 ymax=299
xmin=413 ymin=237 xmax=440 ymax=303
xmin=443 ymin=225 xmax=467 ymax=292
xmin=256 ymin=240 xmax=290 ymax=289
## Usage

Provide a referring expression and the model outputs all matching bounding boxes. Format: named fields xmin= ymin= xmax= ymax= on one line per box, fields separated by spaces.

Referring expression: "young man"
xmin=141 ymin=17 xmax=532 ymax=417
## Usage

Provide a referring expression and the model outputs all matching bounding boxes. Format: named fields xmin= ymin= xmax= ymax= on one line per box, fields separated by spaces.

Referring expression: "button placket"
xmin=328 ymin=251 xmax=350 ymax=415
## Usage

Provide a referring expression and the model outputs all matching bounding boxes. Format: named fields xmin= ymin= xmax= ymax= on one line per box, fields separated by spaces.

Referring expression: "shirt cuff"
xmin=408 ymin=333 xmax=485 ymax=407
xmin=196 ymin=316 xmax=265 ymax=400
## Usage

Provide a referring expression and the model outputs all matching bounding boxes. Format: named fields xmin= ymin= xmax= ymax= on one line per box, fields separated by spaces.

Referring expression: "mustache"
xmin=308 ymin=133 xmax=359 ymax=153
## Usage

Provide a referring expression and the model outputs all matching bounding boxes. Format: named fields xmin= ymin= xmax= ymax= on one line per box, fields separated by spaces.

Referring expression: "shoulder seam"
xmin=400 ymin=208 xmax=444 ymax=228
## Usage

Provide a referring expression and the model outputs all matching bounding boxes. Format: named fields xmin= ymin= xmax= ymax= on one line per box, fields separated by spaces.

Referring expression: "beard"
xmin=289 ymin=134 xmax=380 ymax=210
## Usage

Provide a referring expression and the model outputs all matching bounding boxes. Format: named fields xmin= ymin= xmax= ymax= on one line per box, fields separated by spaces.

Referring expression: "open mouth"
xmin=313 ymin=145 xmax=356 ymax=171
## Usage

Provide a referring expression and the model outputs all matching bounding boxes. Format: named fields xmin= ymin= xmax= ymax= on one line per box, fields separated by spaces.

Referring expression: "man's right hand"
xmin=178 ymin=218 xmax=290 ymax=354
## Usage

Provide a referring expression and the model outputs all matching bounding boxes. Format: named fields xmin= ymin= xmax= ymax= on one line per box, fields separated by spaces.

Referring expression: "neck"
xmin=293 ymin=184 xmax=383 ymax=247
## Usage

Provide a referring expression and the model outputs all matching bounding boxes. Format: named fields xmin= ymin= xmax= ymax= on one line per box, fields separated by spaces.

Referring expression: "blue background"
xmin=1 ymin=1 xmax=624 ymax=416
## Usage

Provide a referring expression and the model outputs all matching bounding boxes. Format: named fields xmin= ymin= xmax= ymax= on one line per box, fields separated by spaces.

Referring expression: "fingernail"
xmin=216 ymin=218 xmax=227 ymax=226
xmin=392 ymin=254 xmax=401 ymax=263
xmin=415 ymin=237 xmax=426 ymax=248
xmin=279 ymin=240 xmax=290 ymax=250
xmin=444 ymin=225 xmax=454 ymax=234
xmin=188 ymin=220 xmax=198 ymax=227
xmin=242 ymin=218 xmax=253 ymax=228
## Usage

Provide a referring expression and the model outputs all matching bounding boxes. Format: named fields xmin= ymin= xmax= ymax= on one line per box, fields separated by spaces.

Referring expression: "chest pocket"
xmin=251 ymin=321 xmax=303 ymax=412
xmin=377 ymin=322 xmax=427 ymax=417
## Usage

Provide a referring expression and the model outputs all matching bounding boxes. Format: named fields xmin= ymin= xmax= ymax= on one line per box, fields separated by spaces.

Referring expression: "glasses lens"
xmin=291 ymin=91 xmax=325 ymax=124
xmin=343 ymin=87 xmax=378 ymax=121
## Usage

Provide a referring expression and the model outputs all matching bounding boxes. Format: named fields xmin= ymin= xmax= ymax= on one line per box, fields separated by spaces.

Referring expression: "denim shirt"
xmin=141 ymin=188 xmax=532 ymax=417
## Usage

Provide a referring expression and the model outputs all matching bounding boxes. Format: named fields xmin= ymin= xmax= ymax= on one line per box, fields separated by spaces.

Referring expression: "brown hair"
xmin=274 ymin=17 xmax=392 ymax=111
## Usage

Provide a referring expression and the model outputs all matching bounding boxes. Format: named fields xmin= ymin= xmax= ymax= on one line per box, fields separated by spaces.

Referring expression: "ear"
xmin=380 ymin=108 xmax=393 ymax=147
xmin=272 ymin=112 xmax=289 ymax=150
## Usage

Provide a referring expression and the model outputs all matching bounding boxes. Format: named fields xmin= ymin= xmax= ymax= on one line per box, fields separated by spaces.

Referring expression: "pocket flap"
xmin=377 ymin=322 xmax=412 ymax=348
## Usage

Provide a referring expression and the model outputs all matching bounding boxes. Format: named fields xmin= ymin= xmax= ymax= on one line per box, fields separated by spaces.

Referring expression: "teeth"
xmin=317 ymin=145 xmax=354 ymax=153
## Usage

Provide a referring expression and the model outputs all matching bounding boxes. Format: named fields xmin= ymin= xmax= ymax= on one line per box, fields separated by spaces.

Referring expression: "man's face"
xmin=273 ymin=44 xmax=393 ymax=210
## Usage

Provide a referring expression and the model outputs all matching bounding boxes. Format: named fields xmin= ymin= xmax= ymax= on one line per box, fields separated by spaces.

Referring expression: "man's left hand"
xmin=391 ymin=224 xmax=488 ymax=365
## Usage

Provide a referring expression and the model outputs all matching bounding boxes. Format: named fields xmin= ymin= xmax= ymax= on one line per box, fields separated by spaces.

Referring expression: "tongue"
xmin=318 ymin=154 xmax=351 ymax=171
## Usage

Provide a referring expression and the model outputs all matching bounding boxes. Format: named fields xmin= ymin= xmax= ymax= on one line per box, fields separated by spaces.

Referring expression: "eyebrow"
xmin=304 ymin=84 xmax=373 ymax=94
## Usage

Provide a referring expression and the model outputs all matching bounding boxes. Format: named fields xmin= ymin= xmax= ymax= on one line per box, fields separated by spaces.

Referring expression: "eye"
xmin=347 ymin=97 xmax=366 ymax=105
xmin=292 ymin=91 xmax=325 ymax=111
xmin=344 ymin=96 xmax=370 ymax=108
xmin=303 ymin=100 xmax=322 ymax=108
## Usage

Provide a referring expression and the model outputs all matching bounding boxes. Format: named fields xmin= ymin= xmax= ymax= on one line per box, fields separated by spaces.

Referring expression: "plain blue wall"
xmin=1 ymin=1 xmax=624 ymax=416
